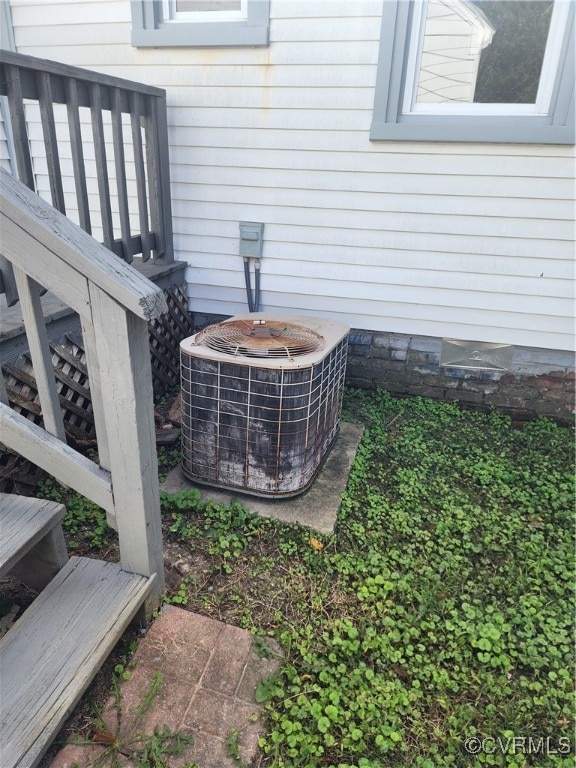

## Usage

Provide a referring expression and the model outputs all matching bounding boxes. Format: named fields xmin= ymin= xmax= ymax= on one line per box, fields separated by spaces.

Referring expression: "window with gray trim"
xmin=131 ymin=0 xmax=270 ymax=47
xmin=370 ymin=0 xmax=575 ymax=143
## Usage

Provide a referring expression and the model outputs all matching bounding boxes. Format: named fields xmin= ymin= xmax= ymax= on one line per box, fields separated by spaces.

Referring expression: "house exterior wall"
xmin=0 ymin=112 xmax=13 ymax=173
xmin=5 ymin=0 xmax=575 ymax=418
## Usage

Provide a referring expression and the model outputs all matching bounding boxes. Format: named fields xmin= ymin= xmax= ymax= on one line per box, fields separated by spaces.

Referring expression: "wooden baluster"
xmin=130 ymin=92 xmax=151 ymax=262
xmin=37 ymin=71 xmax=66 ymax=214
xmin=65 ymin=78 xmax=92 ymax=234
xmin=111 ymin=88 xmax=132 ymax=263
xmin=0 ymin=364 xmax=8 ymax=405
xmin=89 ymin=82 xmax=114 ymax=251
xmin=0 ymin=253 xmax=18 ymax=307
xmin=4 ymin=63 xmax=35 ymax=190
xmin=12 ymin=266 xmax=66 ymax=441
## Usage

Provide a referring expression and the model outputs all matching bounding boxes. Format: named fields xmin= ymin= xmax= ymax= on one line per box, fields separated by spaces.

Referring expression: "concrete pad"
xmin=50 ymin=606 xmax=282 ymax=768
xmin=161 ymin=421 xmax=364 ymax=534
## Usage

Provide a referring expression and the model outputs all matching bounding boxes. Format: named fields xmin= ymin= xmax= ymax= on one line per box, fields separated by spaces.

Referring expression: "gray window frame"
xmin=131 ymin=0 xmax=270 ymax=47
xmin=370 ymin=0 xmax=575 ymax=144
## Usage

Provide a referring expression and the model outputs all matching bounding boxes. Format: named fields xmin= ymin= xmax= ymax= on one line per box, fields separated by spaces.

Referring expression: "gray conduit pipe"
xmin=243 ymin=257 xmax=254 ymax=312
xmin=254 ymin=261 xmax=261 ymax=312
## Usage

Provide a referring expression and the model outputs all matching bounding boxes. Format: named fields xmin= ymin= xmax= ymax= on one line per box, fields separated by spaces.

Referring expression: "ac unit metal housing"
xmin=180 ymin=313 xmax=349 ymax=498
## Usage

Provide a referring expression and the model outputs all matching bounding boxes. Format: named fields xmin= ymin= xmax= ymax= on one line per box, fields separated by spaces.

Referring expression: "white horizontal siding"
xmin=166 ymin=144 xmax=574 ymax=178
xmin=170 ymin=180 xmax=571 ymax=226
xmin=9 ymin=0 xmax=576 ymax=351
xmin=171 ymin=199 xmax=572 ymax=244
xmin=167 ymin=125 xmax=574 ymax=157
xmin=188 ymin=268 xmax=571 ymax=318
xmin=176 ymin=234 xmax=573 ymax=279
xmin=0 ymin=109 xmax=13 ymax=173
xmin=189 ymin=260 xmax=571 ymax=304
xmin=179 ymin=217 xmax=571 ymax=261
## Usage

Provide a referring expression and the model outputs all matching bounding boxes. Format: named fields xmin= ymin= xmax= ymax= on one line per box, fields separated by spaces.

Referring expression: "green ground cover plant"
xmin=162 ymin=391 xmax=574 ymax=767
xmin=37 ymin=390 xmax=575 ymax=767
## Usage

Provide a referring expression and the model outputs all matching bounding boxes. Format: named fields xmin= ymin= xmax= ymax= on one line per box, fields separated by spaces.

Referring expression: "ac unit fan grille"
xmin=195 ymin=319 xmax=324 ymax=359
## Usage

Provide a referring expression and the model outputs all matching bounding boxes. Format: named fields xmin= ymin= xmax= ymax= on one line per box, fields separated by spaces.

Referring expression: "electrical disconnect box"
xmin=239 ymin=222 xmax=264 ymax=259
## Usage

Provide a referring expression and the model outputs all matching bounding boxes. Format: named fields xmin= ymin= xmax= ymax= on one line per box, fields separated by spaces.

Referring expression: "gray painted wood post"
xmin=155 ymin=95 xmax=174 ymax=265
xmin=144 ymin=95 xmax=173 ymax=264
xmin=89 ymin=284 xmax=165 ymax=617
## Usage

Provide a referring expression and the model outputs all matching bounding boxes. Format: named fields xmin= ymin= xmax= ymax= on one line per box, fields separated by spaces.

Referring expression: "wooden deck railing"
xmin=0 ymin=168 xmax=166 ymax=616
xmin=0 ymin=50 xmax=173 ymax=301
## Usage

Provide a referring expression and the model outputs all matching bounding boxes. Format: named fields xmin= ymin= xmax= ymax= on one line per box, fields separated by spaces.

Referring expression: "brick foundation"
xmin=348 ymin=330 xmax=575 ymax=425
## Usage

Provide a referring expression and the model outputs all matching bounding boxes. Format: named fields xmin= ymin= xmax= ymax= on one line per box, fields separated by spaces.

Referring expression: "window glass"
xmin=473 ymin=1 xmax=553 ymax=103
xmin=176 ymin=1 xmax=242 ymax=10
xmin=415 ymin=0 xmax=495 ymax=104
xmin=166 ymin=0 xmax=245 ymax=20
xmin=414 ymin=0 xmax=555 ymax=105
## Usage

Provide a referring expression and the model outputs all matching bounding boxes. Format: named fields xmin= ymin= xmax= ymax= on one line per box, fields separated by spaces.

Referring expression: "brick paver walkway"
xmin=50 ymin=606 xmax=282 ymax=768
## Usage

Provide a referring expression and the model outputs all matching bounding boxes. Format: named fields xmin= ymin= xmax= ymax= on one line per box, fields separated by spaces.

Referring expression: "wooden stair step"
xmin=0 ymin=556 xmax=155 ymax=768
xmin=0 ymin=493 xmax=66 ymax=577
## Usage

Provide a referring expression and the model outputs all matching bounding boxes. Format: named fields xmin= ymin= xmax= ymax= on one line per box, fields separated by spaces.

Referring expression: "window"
xmin=371 ymin=0 xmax=575 ymax=143
xmin=163 ymin=1 xmax=245 ymax=23
xmin=131 ymin=0 xmax=270 ymax=47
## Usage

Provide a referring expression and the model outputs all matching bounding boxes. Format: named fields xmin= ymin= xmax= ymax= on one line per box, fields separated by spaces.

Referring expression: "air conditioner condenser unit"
xmin=180 ymin=313 xmax=349 ymax=498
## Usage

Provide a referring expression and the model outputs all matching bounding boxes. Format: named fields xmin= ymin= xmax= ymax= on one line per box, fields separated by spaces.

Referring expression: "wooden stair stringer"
xmin=0 ymin=556 xmax=155 ymax=768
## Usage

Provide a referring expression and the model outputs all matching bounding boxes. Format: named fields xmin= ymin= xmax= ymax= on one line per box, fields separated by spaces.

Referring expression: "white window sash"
xmin=402 ymin=0 xmax=569 ymax=118
xmin=162 ymin=0 xmax=247 ymax=23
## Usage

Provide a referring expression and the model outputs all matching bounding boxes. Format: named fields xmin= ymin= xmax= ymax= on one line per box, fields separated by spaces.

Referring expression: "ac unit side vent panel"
xmin=180 ymin=315 xmax=349 ymax=498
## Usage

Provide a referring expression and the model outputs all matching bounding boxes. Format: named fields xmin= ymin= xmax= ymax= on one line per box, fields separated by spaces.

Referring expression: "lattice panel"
xmin=0 ymin=284 xmax=193 ymax=491
xmin=3 ymin=337 xmax=95 ymax=441
xmin=148 ymin=285 xmax=194 ymax=396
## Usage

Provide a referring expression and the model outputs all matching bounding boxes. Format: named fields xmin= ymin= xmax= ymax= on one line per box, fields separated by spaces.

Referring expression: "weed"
xmin=227 ymin=729 xmax=250 ymax=767
xmin=69 ymin=668 xmax=197 ymax=767
xmin=157 ymin=444 xmax=182 ymax=482
xmin=164 ymin=578 xmax=190 ymax=605
xmin=35 ymin=478 xmax=114 ymax=554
